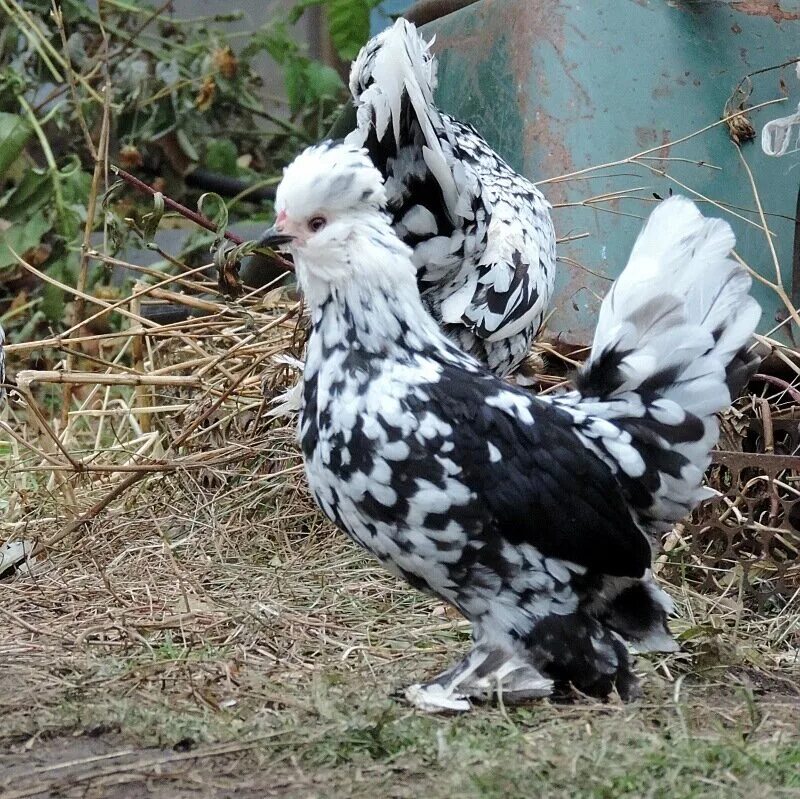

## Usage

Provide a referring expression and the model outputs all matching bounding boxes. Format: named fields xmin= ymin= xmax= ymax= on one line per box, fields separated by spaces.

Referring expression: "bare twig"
xmin=113 ymin=166 xmax=243 ymax=242
xmin=62 ymin=80 xmax=112 ymax=426
xmin=130 ymin=281 xmax=151 ymax=432
xmin=111 ymin=166 xmax=295 ymax=273
xmin=33 ymin=471 xmax=149 ymax=556
xmin=16 ymin=370 xmax=202 ymax=388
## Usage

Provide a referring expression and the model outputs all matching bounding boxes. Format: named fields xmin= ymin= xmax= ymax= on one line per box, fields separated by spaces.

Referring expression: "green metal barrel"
xmin=426 ymin=0 xmax=800 ymax=345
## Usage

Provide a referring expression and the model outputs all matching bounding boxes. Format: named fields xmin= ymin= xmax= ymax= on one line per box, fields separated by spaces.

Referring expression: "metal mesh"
xmin=672 ymin=443 xmax=800 ymax=612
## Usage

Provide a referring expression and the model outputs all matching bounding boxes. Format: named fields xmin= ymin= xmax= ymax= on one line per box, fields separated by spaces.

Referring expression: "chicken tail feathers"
xmin=345 ymin=19 xmax=460 ymax=222
xmin=573 ymin=196 xmax=761 ymax=533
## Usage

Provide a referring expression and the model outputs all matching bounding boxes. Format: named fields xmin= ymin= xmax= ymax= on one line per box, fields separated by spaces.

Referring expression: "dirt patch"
xmin=1 ymin=736 xmax=307 ymax=799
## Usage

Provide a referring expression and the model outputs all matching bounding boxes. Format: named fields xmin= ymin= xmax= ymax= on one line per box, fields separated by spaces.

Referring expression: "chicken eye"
xmin=308 ymin=216 xmax=326 ymax=232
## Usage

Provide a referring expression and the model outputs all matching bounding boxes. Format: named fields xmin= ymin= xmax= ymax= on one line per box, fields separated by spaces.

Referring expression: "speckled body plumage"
xmin=265 ymin=143 xmax=760 ymax=709
xmin=346 ymin=20 xmax=556 ymax=377
xmin=299 ymin=293 xmax=653 ymax=701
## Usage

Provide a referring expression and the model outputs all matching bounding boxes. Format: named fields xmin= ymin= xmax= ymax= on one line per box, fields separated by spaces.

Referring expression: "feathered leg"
xmin=267 ymin=379 xmax=303 ymax=417
xmin=590 ymin=573 xmax=680 ymax=655
xmin=404 ymin=644 xmax=495 ymax=712
xmin=524 ymin=611 xmax=641 ymax=701
xmin=405 ymin=636 xmax=552 ymax=712
xmin=458 ymin=652 xmax=554 ymax=701
xmin=265 ymin=354 xmax=304 ymax=417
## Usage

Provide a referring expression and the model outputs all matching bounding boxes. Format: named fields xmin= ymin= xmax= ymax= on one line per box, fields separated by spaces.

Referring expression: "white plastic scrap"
xmin=761 ymin=61 xmax=800 ymax=158
xmin=761 ymin=102 xmax=800 ymax=157
xmin=0 ymin=539 xmax=35 ymax=575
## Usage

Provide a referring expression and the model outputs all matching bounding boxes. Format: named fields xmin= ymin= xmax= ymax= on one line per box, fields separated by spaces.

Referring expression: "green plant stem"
xmin=236 ymin=99 xmax=313 ymax=141
xmin=52 ymin=1 xmax=97 ymax=158
xmin=0 ymin=0 xmax=63 ymax=82
xmin=2 ymin=0 xmax=105 ymax=103
xmin=63 ymin=84 xmax=112 ymax=427
xmin=17 ymin=95 xmax=68 ymax=236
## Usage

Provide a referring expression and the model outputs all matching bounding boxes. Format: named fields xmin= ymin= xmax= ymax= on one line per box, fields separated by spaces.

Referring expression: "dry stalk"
xmin=131 ymin=281 xmax=151 ymax=433
xmin=62 ymin=77 xmax=111 ymax=428
xmin=15 ymin=371 xmax=202 ymax=388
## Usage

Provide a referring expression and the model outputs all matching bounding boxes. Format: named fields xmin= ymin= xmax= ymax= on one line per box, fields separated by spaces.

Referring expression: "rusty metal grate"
xmin=671 ymin=447 xmax=800 ymax=612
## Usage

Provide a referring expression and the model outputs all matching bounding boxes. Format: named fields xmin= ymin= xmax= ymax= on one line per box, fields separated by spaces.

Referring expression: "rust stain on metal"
xmin=430 ymin=0 xmax=577 ymax=203
xmin=652 ymin=83 xmax=673 ymax=100
xmin=634 ymin=127 xmax=673 ymax=165
xmin=730 ymin=1 xmax=800 ymax=23
xmin=671 ymin=0 xmax=800 ymax=22
xmin=524 ymin=116 xmax=575 ymax=207
xmin=514 ymin=0 xmax=576 ymax=205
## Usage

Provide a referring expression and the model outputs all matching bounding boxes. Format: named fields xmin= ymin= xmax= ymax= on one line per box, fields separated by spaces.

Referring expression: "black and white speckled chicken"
xmin=345 ymin=19 xmax=556 ymax=377
xmin=264 ymin=20 xmax=556 ymax=416
xmin=259 ymin=142 xmax=760 ymax=710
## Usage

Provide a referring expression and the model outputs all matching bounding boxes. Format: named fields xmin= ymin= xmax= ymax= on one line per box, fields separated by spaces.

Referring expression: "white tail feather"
xmin=574 ymin=196 xmax=761 ymax=532
xmin=345 ymin=19 xmax=461 ymax=221
xmin=588 ymin=196 xmax=760 ymax=412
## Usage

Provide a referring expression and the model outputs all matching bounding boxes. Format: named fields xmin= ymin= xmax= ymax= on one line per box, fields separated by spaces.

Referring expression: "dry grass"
xmin=2 ymin=282 xmax=800 ymax=797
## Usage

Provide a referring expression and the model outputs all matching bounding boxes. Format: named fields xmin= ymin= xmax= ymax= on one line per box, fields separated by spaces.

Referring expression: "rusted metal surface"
xmin=425 ymin=0 xmax=800 ymax=347
xmin=792 ymin=183 xmax=800 ymax=309
xmin=676 ymin=448 xmax=800 ymax=609
xmin=731 ymin=1 xmax=800 ymax=22
xmin=405 ymin=0 xmax=479 ymax=26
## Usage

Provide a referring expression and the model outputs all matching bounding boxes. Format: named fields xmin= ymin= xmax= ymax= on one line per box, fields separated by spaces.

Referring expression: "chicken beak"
xmin=256 ymin=224 xmax=293 ymax=249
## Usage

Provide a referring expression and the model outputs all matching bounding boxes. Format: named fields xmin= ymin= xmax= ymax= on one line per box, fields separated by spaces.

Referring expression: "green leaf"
xmin=283 ymin=57 xmax=305 ymax=112
xmin=197 ymin=192 xmax=229 ymax=238
xmin=242 ymin=24 xmax=297 ymax=64
xmin=104 ymin=208 xmax=127 ymax=254
xmin=0 ymin=211 xmax=51 ymax=268
xmin=40 ymin=280 xmax=65 ymax=323
xmin=281 ymin=56 xmax=344 ymax=113
xmin=0 ymin=168 xmax=51 ymax=221
xmin=101 ymin=180 xmax=126 ymax=210
xmin=141 ymin=192 xmax=165 ymax=241
xmin=327 ymin=0 xmax=371 ymax=61
xmin=205 ymin=138 xmax=239 ymax=176
xmin=60 ymin=159 xmax=92 ymax=205
xmin=288 ymin=0 xmax=321 ymax=24
xmin=0 ymin=113 xmax=32 ymax=178
xmin=304 ymin=61 xmax=344 ymax=102
xmin=175 ymin=128 xmax=200 ymax=163
xmin=40 ymin=256 xmax=75 ymax=323
xmin=57 ymin=205 xmax=84 ymax=242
